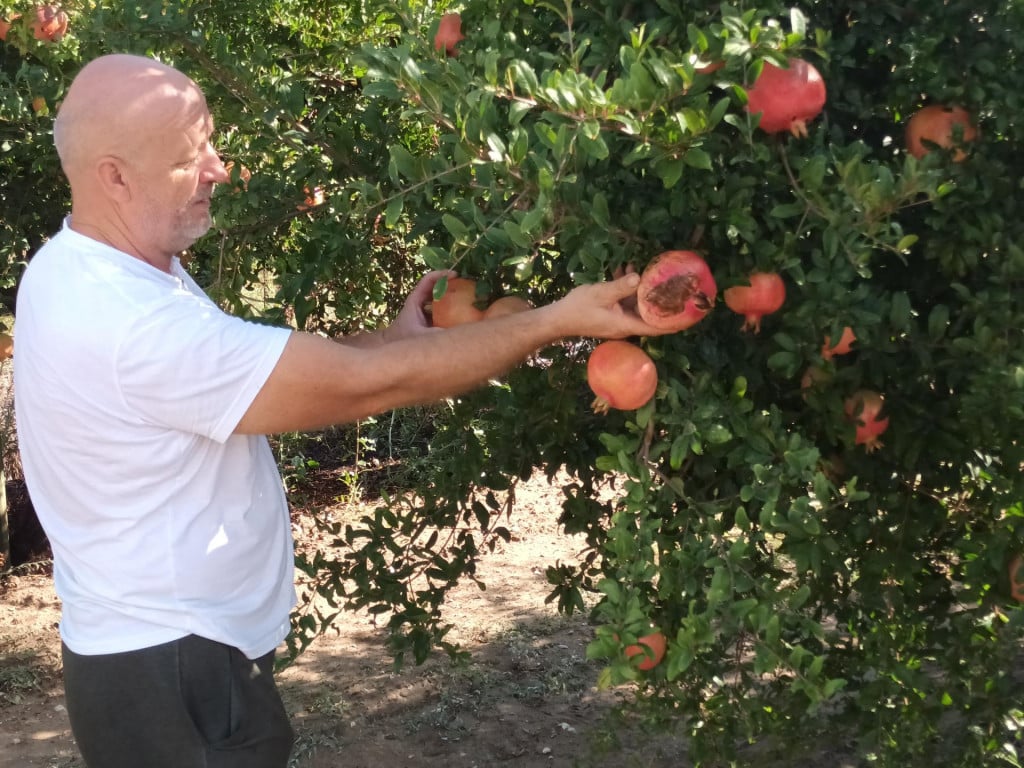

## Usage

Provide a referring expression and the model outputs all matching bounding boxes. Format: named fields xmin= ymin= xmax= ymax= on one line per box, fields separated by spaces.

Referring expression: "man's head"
xmin=55 ymin=54 xmax=229 ymax=269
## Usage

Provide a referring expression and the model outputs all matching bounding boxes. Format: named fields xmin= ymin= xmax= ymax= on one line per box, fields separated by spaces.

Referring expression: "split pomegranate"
xmin=822 ymin=326 xmax=856 ymax=360
xmin=624 ymin=630 xmax=667 ymax=671
xmin=434 ymin=12 xmax=464 ymax=57
xmin=905 ymin=105 xmax=978 ymax=162
xmin=723 ymin=271 xmax=785 ymax=333
xmin=1010 ymin=555 xmax=1024 ymax=603
xmin=843 ymin=389 xmax=889 ymax=452
xmin=430 ymin=277 xmax=484 ymax=328
xmin=745 ymin=57 xmax=826 ymax=138
xmin=31 ymin=4 xmax=67 ymax=43
xmin=586 ymin=340 xmax=658 ymax=413
xmin=636 ymin=250 xmax=717 ymax=332
xmin=483 ymin=295 xmax=532 ymax=319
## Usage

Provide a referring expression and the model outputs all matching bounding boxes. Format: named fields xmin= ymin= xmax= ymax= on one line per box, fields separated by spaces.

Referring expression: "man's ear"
xmin=95 ymin=156 xmax=132 ymax=203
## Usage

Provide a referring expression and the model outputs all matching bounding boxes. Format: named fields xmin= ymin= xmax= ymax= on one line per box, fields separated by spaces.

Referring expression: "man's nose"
xmin=204 ymin=149 xmax=231 ymax=184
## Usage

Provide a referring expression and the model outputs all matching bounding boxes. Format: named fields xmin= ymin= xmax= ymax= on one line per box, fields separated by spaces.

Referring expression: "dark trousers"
xmin=62 ymin=634 xmax=294 ymax=768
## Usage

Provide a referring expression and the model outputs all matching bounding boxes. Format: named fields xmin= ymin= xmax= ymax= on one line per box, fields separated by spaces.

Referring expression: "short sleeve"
xmin=117 ymin=287 xmax=292 ymax=443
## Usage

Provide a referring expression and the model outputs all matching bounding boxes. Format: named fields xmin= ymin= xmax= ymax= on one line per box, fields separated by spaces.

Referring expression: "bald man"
xmin=14 ymin=54 xmax=667 ymax=767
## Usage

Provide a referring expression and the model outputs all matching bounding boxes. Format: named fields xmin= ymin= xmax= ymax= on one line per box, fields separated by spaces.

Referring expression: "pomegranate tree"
xmin=723 ymin=271 xmax=785 ymax=332
xmin=745 ymin=57 xmax=826 ymax=138
xmin=636 ymin=250 xmax=716 ymax=332
xmin=586 ymin=340 xmax=658 ymax=413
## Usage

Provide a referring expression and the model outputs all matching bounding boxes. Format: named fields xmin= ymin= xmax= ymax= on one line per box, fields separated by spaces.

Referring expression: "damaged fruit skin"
xmin=636 ymin=250 xmax=717 ymax=332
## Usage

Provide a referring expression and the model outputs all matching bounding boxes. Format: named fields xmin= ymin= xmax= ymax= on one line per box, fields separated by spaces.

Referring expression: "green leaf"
xmin=928 ymin=304 xmax=950 ymax=341
xmin=889 ymin=292 xmax=913 ymax=331
xmin=509 ymin=100 xmax=533 ymax=125
xmin=442 ymin=213 xmax=470 ymax=240
xmin=770 ymin=202 xmax=805 ymax=219
xmin=384 ymin=196 xmax=404 ymax=228
xmin=896 ymin=234 xmax=919 ymax=253
xmin=656 ymin=157 xmax=685 ymax=189
xmin=684 ymin=147 xmax=713 ymax=171
xmin=790 ymin=7 xmax=808 ymax=37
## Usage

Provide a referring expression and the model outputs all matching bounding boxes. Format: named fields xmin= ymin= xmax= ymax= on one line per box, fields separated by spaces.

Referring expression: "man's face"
xmin=128 ymin=87 xmax=228 ymax=257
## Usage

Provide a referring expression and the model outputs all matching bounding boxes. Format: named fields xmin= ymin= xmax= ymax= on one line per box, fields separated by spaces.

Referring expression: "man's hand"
xmin=543 ymin=272 xmax=671 ymax=340
xmin=379 ymin=270 xmax=455 ymax=344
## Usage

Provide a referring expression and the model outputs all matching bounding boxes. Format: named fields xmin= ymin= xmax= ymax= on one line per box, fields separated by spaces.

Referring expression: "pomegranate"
xmin=723 ymin=271 xmax=785 ymax=333
xmin=0 ymin=15 xmax=18 ymax=41
xmin=483 ymin=295 xmax=532 ymax=319
xmin=430 ymin=277 xmax=484 ymax=328
xmin=691 ymin=55 xmax=724 ymax=76
xmin=296 ymin=185 xmax=325 ymax=211
xmin=624 ymin=630 xmax=667 ymax=671
xmin=586 ymin=340 xmax=658 ymax=413
xmin=224 ymin=161 xmax=252 ymax=192
xmin=1010 ymin=554 xmax=1024 ymax=603
xmin=434 ymin=12 xmax=464 ymax=57
xmin=822 ymin=326 xmax=856 ymax=360
xmin=800 ymin=365 xmax=831 ymax=398
xmin=745 ymin=57 xmax=826 ymax=138
xmin=636 ymin=250 xmax=717 ymax=332
xmin=905 ymin=105 xmax=978 ymax=162
xmin=31 ymin=4 xmax=67 ymax=43
xmin=843 ymin=389 xmax=889 ymax=452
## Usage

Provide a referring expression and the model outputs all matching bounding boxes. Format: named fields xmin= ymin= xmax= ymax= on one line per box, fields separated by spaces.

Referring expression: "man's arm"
xmin=235 ymin=273 xmax=663 ymax=435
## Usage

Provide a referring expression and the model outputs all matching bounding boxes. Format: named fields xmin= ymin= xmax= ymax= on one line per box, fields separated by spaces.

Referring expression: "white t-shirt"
xmin=14 ymin=222 xmax=296 ymax=659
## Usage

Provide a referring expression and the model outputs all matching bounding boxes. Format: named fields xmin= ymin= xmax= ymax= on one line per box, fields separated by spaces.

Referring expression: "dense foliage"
xmin=3 ymin=1 xmax=1023 ymax=764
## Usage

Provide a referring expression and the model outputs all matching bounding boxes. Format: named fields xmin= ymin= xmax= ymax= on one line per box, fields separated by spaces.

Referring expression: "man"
xmin=13 ymin=54 xmax=668 ymax=767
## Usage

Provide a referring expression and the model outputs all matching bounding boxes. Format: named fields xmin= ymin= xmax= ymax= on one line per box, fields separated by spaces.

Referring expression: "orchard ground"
xmin=0 ymin=466 xmax=856 ymax=768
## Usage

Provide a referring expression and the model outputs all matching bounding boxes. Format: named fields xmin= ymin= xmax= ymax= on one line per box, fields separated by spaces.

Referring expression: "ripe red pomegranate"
xmin=822 ymin=326 xmax=856 ymax=360
xmin=483 ymin=295 xmax=532 ymax=319
xmin=723 ymin=272 xmax=785 ymax=333
xmin=636 ymin=250 xmax=717 ymax=332
xmin=905 ymin=105 xmax=978 ymax=162
xmin=31 ymin=4 xmax=67 ymax=43
xmin=843 ymin=389 xmax=889 ymax=452
xmin=586 ymin=341 xmax=658 ymax=413
xmin=624 ymin=630 xmax=667 ymax=671
xmin=745 ymin=57 xmax=826 ymax=138
xmin=431 ymin=277 xmax=484 ymax=328
xmin=434 ymin=12 xmax=464 ymax=57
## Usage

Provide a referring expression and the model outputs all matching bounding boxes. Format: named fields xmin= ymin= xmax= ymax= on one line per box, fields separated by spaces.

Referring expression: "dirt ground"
xmin=0 ymin=470 xmax=696 ymax=768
